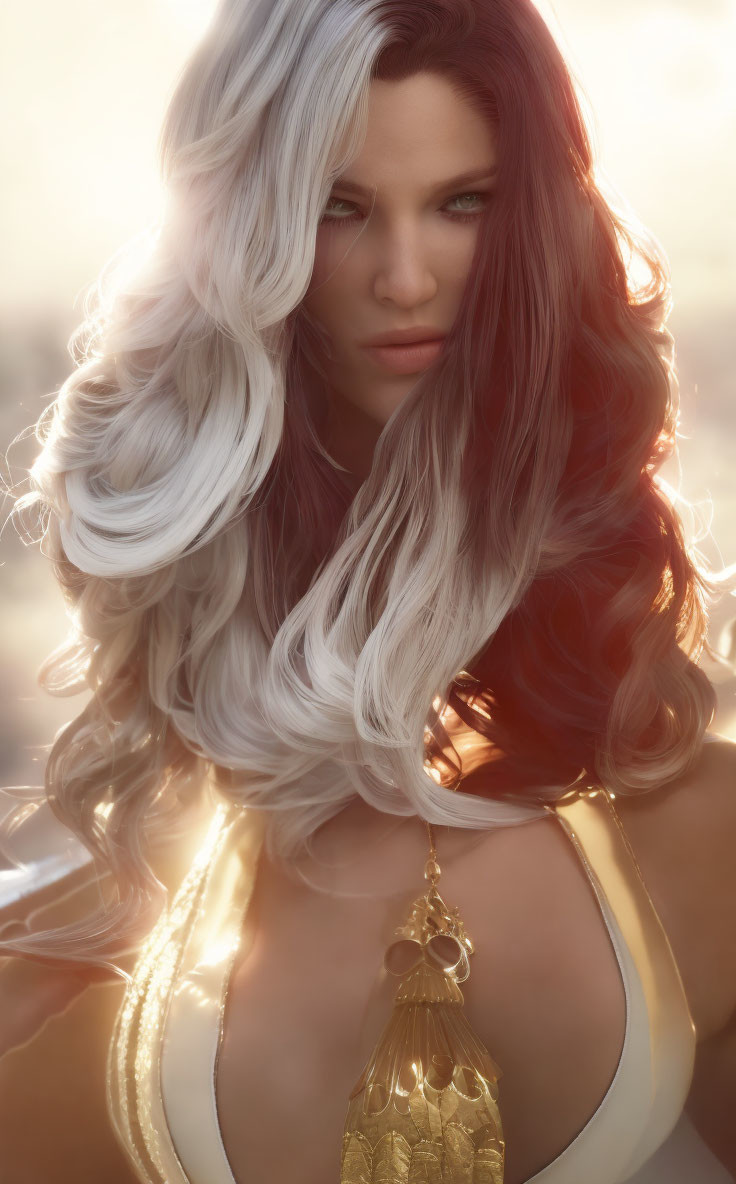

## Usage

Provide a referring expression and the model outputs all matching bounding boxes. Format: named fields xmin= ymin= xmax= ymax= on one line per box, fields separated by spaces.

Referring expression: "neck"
xmin=321 ymin=388 xmax=383 ymax=491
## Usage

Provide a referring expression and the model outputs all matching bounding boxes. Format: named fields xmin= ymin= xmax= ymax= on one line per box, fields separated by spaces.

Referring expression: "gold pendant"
xmin=340 ymin=823 xmax=505 ymax=1183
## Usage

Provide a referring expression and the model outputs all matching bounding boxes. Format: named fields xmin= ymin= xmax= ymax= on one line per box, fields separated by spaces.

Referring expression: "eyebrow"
xmin=331 ymin=166 xmax=498 ymax=198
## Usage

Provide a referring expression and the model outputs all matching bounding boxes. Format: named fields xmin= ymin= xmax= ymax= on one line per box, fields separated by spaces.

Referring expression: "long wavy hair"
xmin=1 ymin=0 xmax=725 ymax=970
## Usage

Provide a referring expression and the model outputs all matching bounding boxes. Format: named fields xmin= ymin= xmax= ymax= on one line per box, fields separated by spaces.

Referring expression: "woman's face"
xmin=301 ymin=70 xmax=497 ymax=473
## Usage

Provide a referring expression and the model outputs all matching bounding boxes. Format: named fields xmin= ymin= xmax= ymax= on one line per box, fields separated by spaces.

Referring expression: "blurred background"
xmin=1 ymin=0 xmax=735 ymax=830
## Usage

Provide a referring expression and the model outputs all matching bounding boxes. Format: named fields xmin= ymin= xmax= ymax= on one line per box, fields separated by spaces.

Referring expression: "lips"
xmin=362 ymin=327 xmax=446 ymax=347
xmin=362 ymin=338 xmax=446 ymax=376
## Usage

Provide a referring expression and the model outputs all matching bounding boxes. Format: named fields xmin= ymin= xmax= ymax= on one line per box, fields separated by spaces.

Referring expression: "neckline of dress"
xmin=211 ymin=795 xmax=633 ymax=1184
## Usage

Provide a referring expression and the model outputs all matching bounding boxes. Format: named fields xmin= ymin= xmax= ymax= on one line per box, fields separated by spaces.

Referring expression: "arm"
xmin=0 ymin=959 xmax=140 ymax=1184
xmin=685 ymin=734 xmax=736 ymax=1174
xmin=0 ymin=797 xmax=213 ymax=1184
xmin=0 ymin=954 xmax=101 ymax=1058
xmin=0 ymin=858 xmax=123 ymax=1058
xmin=0 ymin=777 xmax=214 ymax=1056
xmin=614 ymin=732 xmax=736 ymax=1171
xmin=0 ymin=864 xmax=138 ymax=1183
xmin=685 ymin=1005 xmax=736 ymax=1175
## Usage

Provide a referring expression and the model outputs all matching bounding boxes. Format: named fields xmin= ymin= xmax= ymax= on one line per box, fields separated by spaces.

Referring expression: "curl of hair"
xmin=1 ymin=0 xmax=730 ymax=972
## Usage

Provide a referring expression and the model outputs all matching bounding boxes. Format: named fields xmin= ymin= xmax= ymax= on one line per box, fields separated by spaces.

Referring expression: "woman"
xmin=1 ymin=0 xmax=735 ymax=1181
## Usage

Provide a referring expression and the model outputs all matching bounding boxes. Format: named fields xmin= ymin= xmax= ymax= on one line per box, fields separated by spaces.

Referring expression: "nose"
xmin=372 ymin=225 xmax=439 ymax=308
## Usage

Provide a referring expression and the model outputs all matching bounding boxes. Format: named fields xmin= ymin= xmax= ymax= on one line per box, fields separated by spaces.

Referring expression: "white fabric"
xmin=158 ymin=794 xmax=734 ymax=1184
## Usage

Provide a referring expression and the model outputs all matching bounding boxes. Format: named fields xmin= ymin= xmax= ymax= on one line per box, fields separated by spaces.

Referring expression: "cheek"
xmin=306 ymin=250 xmax=331 ymax=295
xmin=307 ymin=228 xmax=358 ymax=296
xmin=304 ymin=240 xmax=361 ymax=344
xmin=440 ymin=232 xmax=479 ymax=287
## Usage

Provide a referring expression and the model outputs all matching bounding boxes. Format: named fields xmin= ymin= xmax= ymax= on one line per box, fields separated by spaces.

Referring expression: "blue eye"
xmin=319 ymin=191 xmax=490 ymax=227
xmin=321 ymin=197 xmax=358 ymax=223
xmin=443 ymin=192 xmax=487 ymax=221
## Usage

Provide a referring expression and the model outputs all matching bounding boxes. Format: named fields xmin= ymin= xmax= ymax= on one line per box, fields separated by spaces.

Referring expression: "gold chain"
xmin=424 ymin=819 xmax=441 ymax=887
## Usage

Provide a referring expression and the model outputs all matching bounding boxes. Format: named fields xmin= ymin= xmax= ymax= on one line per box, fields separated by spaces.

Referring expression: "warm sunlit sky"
xmin=1 ymin=0 xmax=735 ymax=314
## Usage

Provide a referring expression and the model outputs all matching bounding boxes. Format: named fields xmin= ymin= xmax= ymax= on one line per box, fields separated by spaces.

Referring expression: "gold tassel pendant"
xmin=340 ymin=823 xmax=505 ymax=1184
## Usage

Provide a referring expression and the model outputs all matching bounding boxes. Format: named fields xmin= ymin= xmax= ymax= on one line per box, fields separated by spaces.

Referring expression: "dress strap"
xmin=106 ymin=801 xmax=260 ymax=1184
xmin=548 ymin=785 xmax=696 ymax=1179
xmin=158 ymin=804 xmax=266 ymax=1184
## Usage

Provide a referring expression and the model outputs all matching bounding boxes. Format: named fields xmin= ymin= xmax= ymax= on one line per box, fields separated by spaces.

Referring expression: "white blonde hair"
xmin=2 ymin=0 xmax=725 ymax=967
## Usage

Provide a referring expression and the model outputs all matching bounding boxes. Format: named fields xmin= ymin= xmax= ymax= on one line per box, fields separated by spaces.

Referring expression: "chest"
xmin=216 ymin=816 xmax=629 ymax=1184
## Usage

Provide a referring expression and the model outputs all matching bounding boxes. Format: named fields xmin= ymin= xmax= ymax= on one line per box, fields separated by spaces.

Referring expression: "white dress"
xmin=104 ymin=781 xmax=735 ymax=1184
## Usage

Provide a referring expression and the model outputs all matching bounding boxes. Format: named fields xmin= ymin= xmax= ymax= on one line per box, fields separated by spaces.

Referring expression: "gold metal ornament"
xmin=340 ymin=820 xmax=505 ymax=1183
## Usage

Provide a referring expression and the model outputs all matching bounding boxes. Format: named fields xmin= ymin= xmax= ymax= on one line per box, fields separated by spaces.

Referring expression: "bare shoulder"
xmin=612 ymin=732 xmax=736 ymax=1041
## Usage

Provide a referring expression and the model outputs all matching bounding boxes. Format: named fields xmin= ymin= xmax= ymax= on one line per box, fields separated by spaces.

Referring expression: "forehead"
xmin=338 ymin=72 xmax=497 ymax=194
